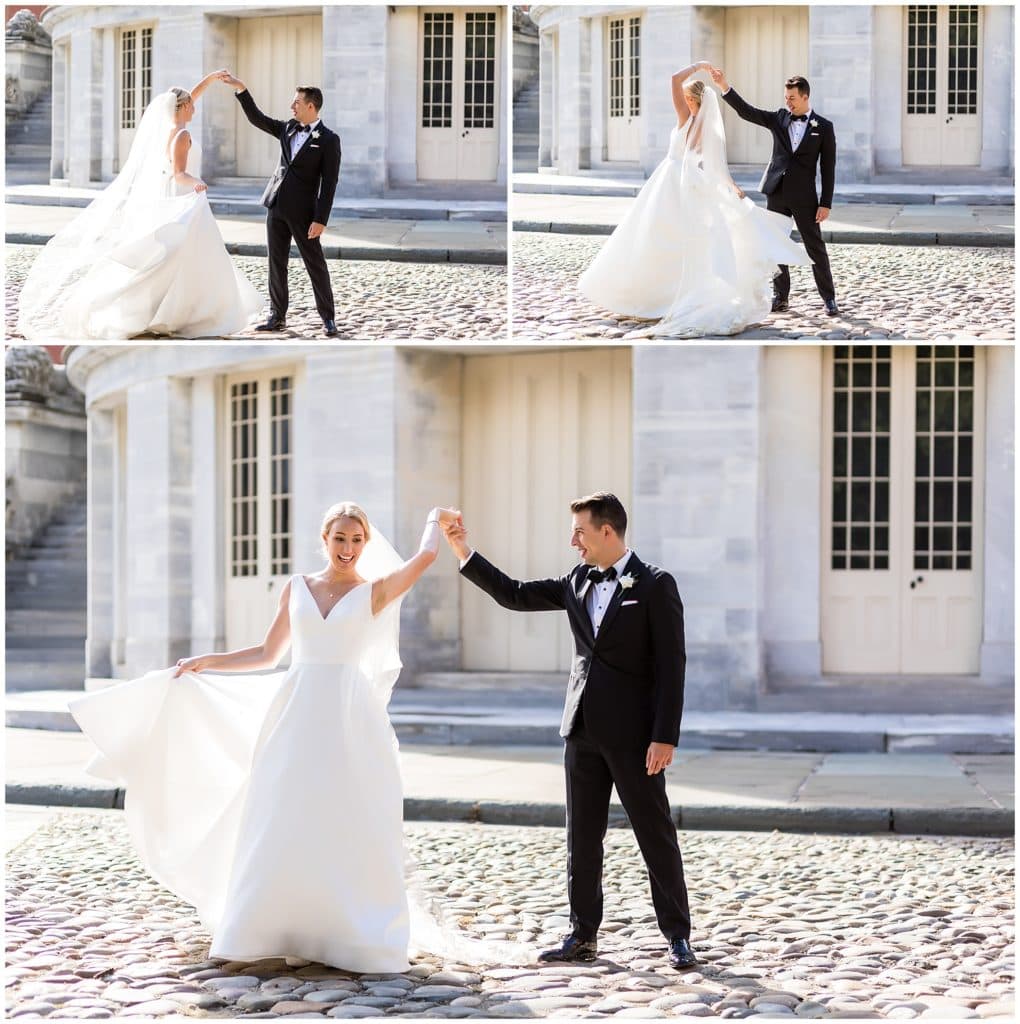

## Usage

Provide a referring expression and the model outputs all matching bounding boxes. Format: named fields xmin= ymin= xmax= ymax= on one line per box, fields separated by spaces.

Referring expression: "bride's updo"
xmin=320 ymin=502 xmax=372 ymax=551
xmin=170 ymin=87 xmax=193 ymax=111
xmin=684 ymin=79 xmax=706 ymax=110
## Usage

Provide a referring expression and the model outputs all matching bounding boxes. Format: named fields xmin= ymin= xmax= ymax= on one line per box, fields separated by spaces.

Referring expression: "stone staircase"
xmin=5 ymin=88 xmax=52 ymax=186
xmin=513 ymin=78 xmax=540 ymax=173
xmin=5 ymin=496 xmax=87 ymax=692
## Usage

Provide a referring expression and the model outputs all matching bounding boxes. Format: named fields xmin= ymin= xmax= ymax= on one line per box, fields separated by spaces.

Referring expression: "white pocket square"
xmin=621 ymin=600 xmax=639 ymax=606
xmin=810 ymin=132 xmax=820 ymax=136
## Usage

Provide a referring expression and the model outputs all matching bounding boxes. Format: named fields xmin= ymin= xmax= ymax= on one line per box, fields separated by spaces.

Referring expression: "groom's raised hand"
xmin=443 ymin=520 xmax=471 ymax=562
xmin=709 ymin=66 xmax=729 ymax=92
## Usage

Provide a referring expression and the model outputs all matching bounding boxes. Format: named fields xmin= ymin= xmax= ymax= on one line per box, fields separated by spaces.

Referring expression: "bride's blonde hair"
xmin=320 ymin=502 xmax=372 ymax=553
xmin=684 ymin=79 xmax=706 ymax=107
xmin=170 ymin=87 xmax=193 ymax=111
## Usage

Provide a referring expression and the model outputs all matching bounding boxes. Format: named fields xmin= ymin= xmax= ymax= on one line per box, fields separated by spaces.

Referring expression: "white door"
xmin=117 ymin=25 xmax=153 ymax=169
xmin=417 ymin=8 xmax=501 ymax=181
xmin=902 ymin=5 xmax=982 ymax=166
xmin=723 ymin=6 xmax=808 ymax=165
xmin=606 ymin=14 xmax=641 ymax=162
xmin=821 ymin=346 xmax=984 ymax=674
xmin=461 ymin=349 xmax=632 ymax=672
xmin=224 ymin=371 xmax=295 ymax=650
xmin=235 ymin=14 xmax=323 ymax=177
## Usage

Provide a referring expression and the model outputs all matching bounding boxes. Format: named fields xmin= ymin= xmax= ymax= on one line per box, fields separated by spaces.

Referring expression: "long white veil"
xmin=357 ymin=521 xmax=533 ymax=966
xmin=17 ymin=90 xmax=202 ymax=337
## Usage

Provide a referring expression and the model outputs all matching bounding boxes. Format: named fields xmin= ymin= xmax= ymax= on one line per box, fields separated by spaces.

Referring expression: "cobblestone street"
xmin=4 ymin=246 xmax=507 ymax=342
xmin=6 ymin=811 xmax=1014 ymax=1019
xmin=511 ymin=234 xmax=1015 ymax=342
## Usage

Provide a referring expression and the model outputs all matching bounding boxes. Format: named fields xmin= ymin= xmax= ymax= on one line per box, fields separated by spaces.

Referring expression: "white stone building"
xmin=528 ymin=4 xmax=1014 ymax=182
xmin=65 ymin=344 xmax=1014 ymax=713
xmin=42 ymin=4 xmax=508 ymax=195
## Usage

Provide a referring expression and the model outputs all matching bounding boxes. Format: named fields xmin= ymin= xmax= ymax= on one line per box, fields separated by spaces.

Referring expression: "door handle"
xmin=945 ymin=116 xmax=953 ymax=124
xmin=909 ymin=575 xmax=925 ymax=589
xmin=268 ymin=580 xmax=275 ymax=591
xmin=461 ymin=130 xmax=469 ymax=138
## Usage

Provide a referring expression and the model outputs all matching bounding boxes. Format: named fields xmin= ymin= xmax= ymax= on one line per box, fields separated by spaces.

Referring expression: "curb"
xmin=512 ymin=221 xmax=1015 ymax=248
xmin=5 ymin=233 xmax=507 ymax=266
xmin=8 ymin=784 xmax=1012 ymax=837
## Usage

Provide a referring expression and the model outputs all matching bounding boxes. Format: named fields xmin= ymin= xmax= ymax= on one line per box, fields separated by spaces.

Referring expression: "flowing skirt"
xmin=70 ymin=665 xmax=411 ymax=972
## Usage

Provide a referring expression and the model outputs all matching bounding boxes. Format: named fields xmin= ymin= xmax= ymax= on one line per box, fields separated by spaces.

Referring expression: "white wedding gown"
xmin=578 ymin=84 xmax=812 ymax=336
xmin=71 ymin=576 xmax=411 ymax=971
xmin=18 ymin=94 xmax=262 ymax=340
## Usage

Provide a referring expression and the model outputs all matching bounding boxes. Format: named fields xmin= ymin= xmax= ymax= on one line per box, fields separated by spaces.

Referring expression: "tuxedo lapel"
xmin=570 ymin=569 xmax=596 ymax=647
xmin=593 ymin=553 xmax=639 ymax=645
xmin=778 ymin=110 xmax=794 ymax=152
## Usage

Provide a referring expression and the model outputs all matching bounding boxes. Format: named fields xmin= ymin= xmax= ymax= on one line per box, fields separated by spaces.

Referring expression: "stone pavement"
xmin=5 ymin=809 xmax=1015 ymax=1019
xmin=6 ymin=728 xmax=1013 ymax=836
xmin=4 ymin=244 xmax=507 ymax=342
xmin=5 ymin=203 xmax=507 ymax=264
xmin=511 ymin=194 xmax=1013 ymax=248
xmin=510 ymin=233 xmax=1014 ymax=342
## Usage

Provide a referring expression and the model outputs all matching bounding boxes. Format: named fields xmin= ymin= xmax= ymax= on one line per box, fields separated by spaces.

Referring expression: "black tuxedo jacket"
xmin=461 ymin=551 xmax=686 ymax=750
xmin=722 ymin=87 xmax=835 ymax=209
xmin=235 ymin=89 xmax=341 ymax=225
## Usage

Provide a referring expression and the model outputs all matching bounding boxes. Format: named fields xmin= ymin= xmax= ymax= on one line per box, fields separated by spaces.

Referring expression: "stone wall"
xmin=5 ymin=347 xmax=86 ymax=558
xmin=6 ymin=10 xmax=51 ymax=117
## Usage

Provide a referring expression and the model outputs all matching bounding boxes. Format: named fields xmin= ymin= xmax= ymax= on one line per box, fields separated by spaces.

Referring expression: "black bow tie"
xmin=587 ymin=566 xmax=618 ymax=585
xmin=790 ymin=114 xmax=808 ymax=122
xmin=295 ymin=124 xmax=312 ymax=134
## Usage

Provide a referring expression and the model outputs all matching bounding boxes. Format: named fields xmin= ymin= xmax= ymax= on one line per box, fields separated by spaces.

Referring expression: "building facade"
xmin=65 ymin=344 xmax=1014 ymax=712
xmin=528 ymin=4 xmax=1014 ymax=182
xmin=42 ymin=4 xmax=508 ymax=195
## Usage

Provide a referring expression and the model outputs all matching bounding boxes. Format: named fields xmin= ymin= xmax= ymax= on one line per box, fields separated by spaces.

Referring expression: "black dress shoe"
xmin=668 ymin=937 xmax=698 ymax=970
xmin=254 ymin=315 xmax=286 ymax=332
xmin=771 ymin=297 xmax=790 ymax=313
xmin=538 ymin=933 xmax=598 ymax=963
xmin=825 ymin=298 xmax=840 ymax=316
xmin=323 ymin=318 xmax=339 ymax=338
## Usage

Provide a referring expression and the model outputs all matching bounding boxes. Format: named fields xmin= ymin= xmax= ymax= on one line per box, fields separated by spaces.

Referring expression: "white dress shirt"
xmin=586 ymin=549 xmax=633 ymax=635
xmin=290 ymin=119 xmax=320 ymax=161
xmin=789 ymin=109 xmax=812 ymax=151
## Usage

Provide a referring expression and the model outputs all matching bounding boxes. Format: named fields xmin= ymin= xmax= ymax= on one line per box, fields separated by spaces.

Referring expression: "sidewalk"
xmin=5 ymin=202 xmax=507 ymax=265
xmin=6 ymin=726 xmax=1013 ymax=836
xmin=513 ymin=191 xmax=1014 ymax=247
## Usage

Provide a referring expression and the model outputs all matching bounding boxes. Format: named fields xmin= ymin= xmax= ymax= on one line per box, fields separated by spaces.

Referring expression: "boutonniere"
xmin=809 ymin=119 xmax=819 ymax=128
xmin=311 ymin=130 xmax=321 ymax=140
xmin=619 ymin=573 xmax=637 ymax=590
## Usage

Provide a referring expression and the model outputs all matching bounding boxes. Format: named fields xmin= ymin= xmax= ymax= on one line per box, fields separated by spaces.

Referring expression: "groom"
xmin=223 ymin=73 xmax=342 ymax=337
xmin=712 ymin=68 xmax=839 ymax=317
xmin=444 ymin=492 xmax=696 ymax=970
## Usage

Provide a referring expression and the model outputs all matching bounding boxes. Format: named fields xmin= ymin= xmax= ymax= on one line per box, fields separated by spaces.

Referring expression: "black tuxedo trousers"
xmin=566 ymin=710 xmax=692 ymax=941
xmin=767 ymin=177 xmax=836 ymax=304
xmin=266 ymin=204 xmax=334 ymax=321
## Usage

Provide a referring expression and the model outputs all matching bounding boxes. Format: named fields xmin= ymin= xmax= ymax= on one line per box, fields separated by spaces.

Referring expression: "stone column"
xmin=202 ymin=14 xmax=241 ymax=180
xmin=122 ymin=377 xmax=193 ymax=675
xmin=323 ymin=4 xmax=388 ymax=196
xmin=50 ymin=40 xmax=67 ymax=179
xmin=394 ymin=350 xmax=463 ymax=677
xmin=86 ymin=408 xmax=115 ymax=678
xmin=189 ymin=375 xmax=224 ymax=656
xmin=291 ymin=348 xmax=398 ymax=573
xmin=556 ymin=15 xmax=591 ymax=173
xmin=809 ymin=5 xmax=873 ymax=183
xmin=762 ymin=347 xmax=824 ymax=681
xmin=980 ymin=4 xmax=1014 ymax=172
xmin=641 ymin=5 xmax=693 ymax=174
xmin=980 ymin=346 xmax=1014 ymax=679
xmin=66 ymin=25 xmax=101 ymax=184
xmin=538 ymin=28 xmax=555 ymax=167
xmin=99 ymin=27 xmax=116 ymax=179
xmin=631 ymin=347 xmax=764 ymax=710
xmin=385 ymin=5 xmax=418 ymax=185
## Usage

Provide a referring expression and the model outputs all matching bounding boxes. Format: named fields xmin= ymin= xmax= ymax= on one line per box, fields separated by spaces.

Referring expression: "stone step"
xmin=4 ymin=610 xmax=86 ymax=630
xmin=5 ymin=635 xmax=86 ymax=649
xmin=5 ymin=665 xmax=86 ymax=692
xmin=6 ymin=647 xmax=87 ymax=664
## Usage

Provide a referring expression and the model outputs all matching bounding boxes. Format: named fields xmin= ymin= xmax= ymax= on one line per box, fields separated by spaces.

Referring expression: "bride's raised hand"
xmin=433 ymin=507 xmax=462 ymax=527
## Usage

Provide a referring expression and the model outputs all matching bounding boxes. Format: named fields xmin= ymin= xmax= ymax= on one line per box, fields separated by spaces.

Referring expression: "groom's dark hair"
xmin=785 ymin=75 xmax=810 ymax=97
xmin=570 ymin=491 xmax=627 ymax=538
xmin=297 ymin=86 xmax=324 ymax=111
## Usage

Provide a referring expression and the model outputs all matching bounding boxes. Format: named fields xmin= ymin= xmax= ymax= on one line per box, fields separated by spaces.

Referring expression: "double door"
xmin=821 ymin=346 xmax=984 ymax=674
xmin=605 ymin=14 xmax=641 ymax=161
xmin=418 ymin=8 xmax=500 ymax=181
xmin=117 ymin=25 xmax=153 ymax=168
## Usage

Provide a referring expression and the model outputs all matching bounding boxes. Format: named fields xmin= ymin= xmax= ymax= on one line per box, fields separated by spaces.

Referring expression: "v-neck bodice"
xmin=290 ymin=575 xmax=373 ymax=665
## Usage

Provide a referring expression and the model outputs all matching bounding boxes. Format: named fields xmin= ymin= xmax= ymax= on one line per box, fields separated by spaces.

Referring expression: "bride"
xmin=70 ymin=503 xmax=522 ymax=972
xmin=577 ymin=62 xmax=811 ymax=337
xmin=17 ymin=70 xmax=261 ymax=340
